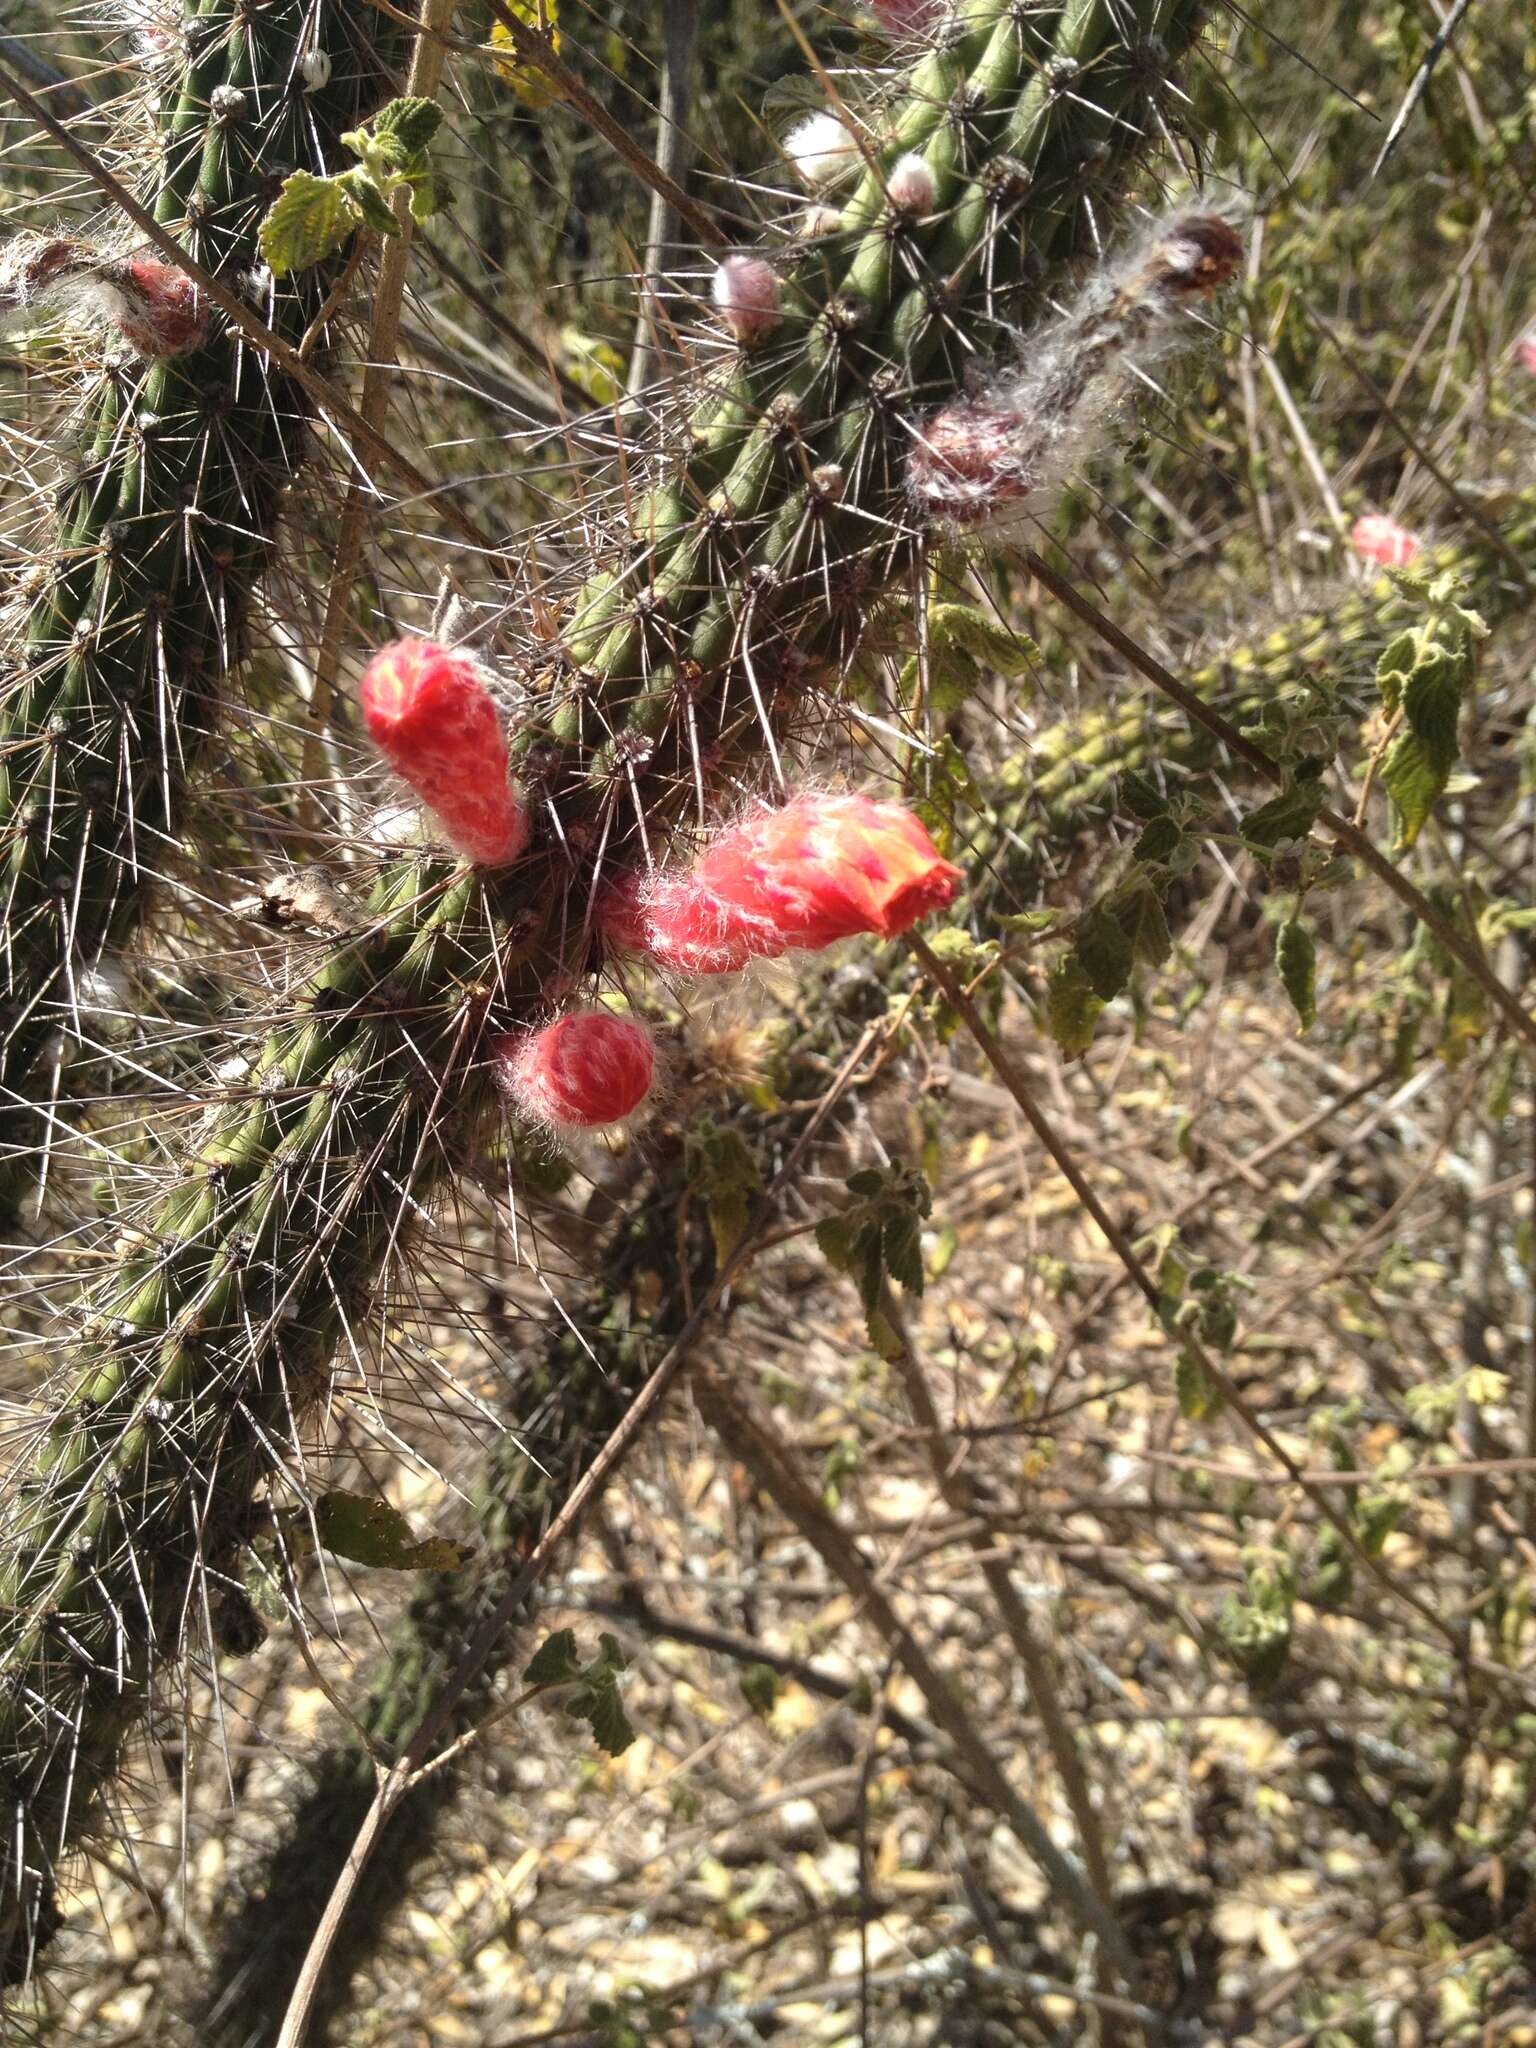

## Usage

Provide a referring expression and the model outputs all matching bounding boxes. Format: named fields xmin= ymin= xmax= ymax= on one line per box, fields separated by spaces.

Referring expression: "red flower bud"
xmin=360 ymin=638 xmax=529 ymax=866
xmin=1351 ymin=514 xmax=1420 ymax=569
xmin=1518 ymin=334 xmax=1536 ymax=376
xmin=605 ymin=793 xmax=961 ymax=976
xmin=869 ymin=0 xmax=945 ymax=32
xmin=497 ymin=1009 xmax=656 ymax=1129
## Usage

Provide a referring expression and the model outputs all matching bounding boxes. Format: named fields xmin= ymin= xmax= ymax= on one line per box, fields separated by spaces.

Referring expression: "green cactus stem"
xmin=0 ymin=0 xmax=390 ymax=1226
xmin=0 ymin=0 xmax=1204 ymax=1979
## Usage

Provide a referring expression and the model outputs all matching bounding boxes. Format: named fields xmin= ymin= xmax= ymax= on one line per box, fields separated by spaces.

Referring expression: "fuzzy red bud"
xmin=869 ymin=0 xmax=945 ymax=32
xmin=497 ymin=1010 xmax=656 ymax=1129
xmin=104 ymin=258 xmax=208 ymax=357
xmin=1351 ymin=514 xmax=1420 ymax=569
xmin=605 ymin=793 xmax=961 ymax=976
xmin=360 ymin=638 xmax=529 ymax=866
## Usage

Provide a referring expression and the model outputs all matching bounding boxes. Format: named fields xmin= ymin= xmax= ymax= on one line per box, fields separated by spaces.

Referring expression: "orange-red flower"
xmin=497 ymin=1010 xmax=656 ymax=1129
xmin=605 ymin=793 xmax=961 ymax=975
xmin=360 ymin=638 xmax=529 ymax=866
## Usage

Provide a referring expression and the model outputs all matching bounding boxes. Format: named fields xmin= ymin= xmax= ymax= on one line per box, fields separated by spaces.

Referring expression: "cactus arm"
xmin=0 ymin=2 xmax=391 ymax=1224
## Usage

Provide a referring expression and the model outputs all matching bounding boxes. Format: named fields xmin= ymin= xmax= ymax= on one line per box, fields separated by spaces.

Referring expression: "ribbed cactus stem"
xmin=0 ymin=0 xmax=1202 ymax=1977
xmin=0 ymin=0 xmax=389 ymax=1223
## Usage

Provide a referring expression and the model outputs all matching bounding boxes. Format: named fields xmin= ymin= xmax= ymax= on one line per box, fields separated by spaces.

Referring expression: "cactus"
xmin=0 ymin=0 xmax=390 ymax=1225
xmin=0 ymin=0 xmax=1206 ymax=1980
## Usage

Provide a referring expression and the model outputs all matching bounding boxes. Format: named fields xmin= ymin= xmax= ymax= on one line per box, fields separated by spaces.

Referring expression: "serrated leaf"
xmin=524 ymin=1627 xmax=583 ymax=1686
xmin=314 ymin=1489 xmax=471 ymax=1572
xmin=1119 ymin=769 xmax=1169 ymax=821
xmin=337 ymin=165 xmax=404 ymax=238
xmin=1241 ymin=772 xmax=1324 ymax=854
xmin=1133 ymin=814 xmax=1183 ymax=864
xmin=1073 ymin=898 xmax=1135 ymax=1003
xmin=257 ymin=171 xmax=360 ymax=276
xmin=580 ymin=1671 xmax=635 ymax=1757
xmin=925 ymin=600 xmax=1037 ymax=678
xmin=1374 ymin=629 xmax=1418 ymax=715
xmin=372 ymin=95 xmax=444 ymax=157
xmin=1276 ymin=917 xmax=1317 ymax=1030
xmin=1117 ymin=879 xmax=1172 ymax=972
xmin=1045 ymin=953 xmax=1102 ymax=1057
xmin=491 ymin=0 xmax=563 ymax=109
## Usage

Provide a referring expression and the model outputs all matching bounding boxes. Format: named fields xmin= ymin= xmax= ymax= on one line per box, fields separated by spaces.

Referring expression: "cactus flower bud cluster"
xmin=909 ymin=211 xmax=1243 ymax=529
xmin=496 ymin=1009 xmax=657 ymax=1130
xmin=712 ymin=254 xmax=782 ymax=346
xmin=359 ymin=638 xmax=530 ymax=866
xmin=1350 ymin=513 xmax=1421 ymax=568
xmin=604 ymin=792 xmax=961 ymax=977
xmin=0 ymin=235 xmax=208 ymax=356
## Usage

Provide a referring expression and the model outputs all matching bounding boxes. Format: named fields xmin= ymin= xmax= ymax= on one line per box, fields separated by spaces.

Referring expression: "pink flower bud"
xmin=1518 ymin=333 xmax=1536 ymax=376
xmin=604 ymin=793 xmax=961 ymax=976
xmin=712 ymin=254 xmax=781 ymax=347
xmin=103 ymin=258 xmax=208 ymax=357
xmin=869 ymin=0 xmax=945 ymax=32
xmin=886 ymin=152 xmax=937 ymax=215
xmin=497 ymin=1010 xmax=656 ymax=1129
xmin=1351 ymin=514 xmax=1421 ymax=569
xmin=360 ymin=638 xmax=530 ymax=867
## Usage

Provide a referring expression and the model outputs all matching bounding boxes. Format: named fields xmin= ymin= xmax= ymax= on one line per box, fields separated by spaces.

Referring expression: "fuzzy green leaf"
xmin=337 ymin=165 xmax=405 ymax=238
xmin=314 ymin=1489 xmax=471 ymax=1572
xmin=371 ymin=94 xmax=444 ymax=158
xmin=1117 ymin=878 xmax=1172 ymax=973
xmin=257 ymin=170 xmax=361 ymax=275
xmin=525 ymin=1628 xmax=583 ymax=1687
xmin=1175 ymin=1349 xmax=1224 ymax=1421
xmin=1045 ymin=953 xmax=1103 ymax=1057
xmin=1241 ymin=771 xmax=1325 ymax=855
xmin=1276 ymin=917 xmax=1317 ymax=1030
xmin=1133 ymin=814 xmax=1183 ymax=864
xmin=1119 ymin=769 xmax=1169 ymax=821
xmin=1073 ymin=898 xmax=1135 ymax=1002
xmin=925 ymin=601 xmax=1037 ymax=678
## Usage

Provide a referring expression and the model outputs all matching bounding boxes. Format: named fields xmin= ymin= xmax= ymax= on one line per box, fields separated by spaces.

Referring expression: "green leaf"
xmin=1241 ymin=771 xmax=1324 ymax=855
xmin=524 ymin=1627 xmax=583 ymax=1687
xmin=1073 ymin=898 xmax=1135 ymax=1003
xmin=687 ymin=1120 xmax=762 ymax=1266
xmin=1374 ymin=629 xmax=1418 ymax=715
xmin=1117 ymin=878 xmax=1172 ymax=972
xmin=257 ymin=171 xmax=361 ymax=276
xmin=313 ymin=1489 xmax=471 ymax=1572
xmin=1383 ymin=646 xmax=1464 ymax=848
xmin=1045 ymin=953 xmax=1103 ymax=1057
xmin=1119 ymin=769 xmax=1169 ymax=821
xmin=371 ymin=94 xmax=444 ymax=157
xmin=739 ymin=1663 xmax=780 ymax=1718
xmin=1176 ymin=1349 xmax=1224 ymax=1421
xmin=816 ymin=1165 xmax=931 ymax=1346
xmin=1133 ymin=814 xmax=1183 ymax=865
xmin=1277 ymin=917 xmax=1317 ymax=1030
xmin=924 ymin=600 xmax=1037 ymax=678
xmin=337 ymin=165 xmax=405 ymax=238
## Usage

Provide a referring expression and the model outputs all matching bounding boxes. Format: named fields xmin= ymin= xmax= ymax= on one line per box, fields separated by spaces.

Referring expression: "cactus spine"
xmin=0 ymin=0 xmax=1204 ymax=1979
xmin=0 ymin=0 xmax=388 ymax=1223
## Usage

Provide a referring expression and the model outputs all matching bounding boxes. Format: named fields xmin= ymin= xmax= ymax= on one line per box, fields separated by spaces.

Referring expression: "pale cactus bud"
xmin=299 ymin=47 xmax=332 ymax=89
xmin=603 ymin=792 xmax=961 ymax=977
xmin=496 ymin=1010 xmax=657 ymax=1130
xmin=799 ymin=205 xmax=846 ymax=241
xmin=359 ymin=638 xmax=530 ymax=867
xmin=886 ymin=152 xmax=937 ymax=214
xmin=712 ymin=254 xmax=782 ymax=346
xmin=785 ymin=111 xmax=859 ymax=189
xmin=1351 ymin=514 xmax=1421 ymax=569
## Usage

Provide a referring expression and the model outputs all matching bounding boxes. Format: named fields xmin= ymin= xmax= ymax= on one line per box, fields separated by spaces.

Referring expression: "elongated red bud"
xmin=360 ymin=638 xmax=529 ymax=866
xmin=496 ymin=1010 xmax=656 ymax=1129
xmin=604 ymin=793 xmax=961 ymax=976
xmin=1351 ymin=514 xmax=1420 ymax=568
